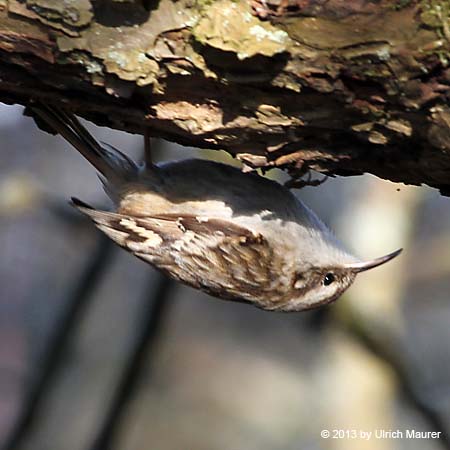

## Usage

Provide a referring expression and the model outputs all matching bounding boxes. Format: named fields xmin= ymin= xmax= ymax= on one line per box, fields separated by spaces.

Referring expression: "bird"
xmin=30 ymin=104 xmax=402 ymax=312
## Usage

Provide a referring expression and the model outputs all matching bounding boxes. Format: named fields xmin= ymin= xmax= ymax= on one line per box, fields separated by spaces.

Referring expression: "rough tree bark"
xmin=0 ymin=0 xmax=450 ymax=194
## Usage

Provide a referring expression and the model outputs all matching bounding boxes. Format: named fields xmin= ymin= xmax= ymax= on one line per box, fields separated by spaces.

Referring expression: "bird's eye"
xmin=323 ymin=273 xmax=335 ymax=286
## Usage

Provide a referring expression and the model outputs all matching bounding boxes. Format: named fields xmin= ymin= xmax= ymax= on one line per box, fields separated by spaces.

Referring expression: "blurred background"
xmin=0 ymin=102 xmax=449 ymax=450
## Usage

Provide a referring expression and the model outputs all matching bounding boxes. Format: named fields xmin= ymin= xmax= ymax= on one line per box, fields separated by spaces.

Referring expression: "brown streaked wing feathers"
xmin=71 ymin=198 xmax=280 ymax=305
xmin=71 ymin=198 xmax=263 ymax=245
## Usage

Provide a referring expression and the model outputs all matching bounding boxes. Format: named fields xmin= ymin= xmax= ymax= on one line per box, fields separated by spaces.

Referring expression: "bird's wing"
xmin=72 ymin=198 xmax=285 ymax=307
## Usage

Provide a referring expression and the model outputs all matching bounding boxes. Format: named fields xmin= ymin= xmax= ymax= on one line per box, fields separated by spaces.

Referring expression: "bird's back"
xmin=116 ymin=159 xmax=324 ymax=230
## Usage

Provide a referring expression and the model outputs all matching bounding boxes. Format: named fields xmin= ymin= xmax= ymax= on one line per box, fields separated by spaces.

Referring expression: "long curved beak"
xmin=344 ymin=248 xmax=403 ymax=273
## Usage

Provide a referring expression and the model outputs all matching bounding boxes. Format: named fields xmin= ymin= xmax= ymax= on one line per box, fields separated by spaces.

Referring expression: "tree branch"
xmin=1 ymin=0 xmax=450 ymax=194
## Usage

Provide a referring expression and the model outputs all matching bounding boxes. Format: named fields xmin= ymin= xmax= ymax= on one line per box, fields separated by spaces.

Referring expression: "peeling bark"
xmin=1 ymin=0 xmax=450 ymax=194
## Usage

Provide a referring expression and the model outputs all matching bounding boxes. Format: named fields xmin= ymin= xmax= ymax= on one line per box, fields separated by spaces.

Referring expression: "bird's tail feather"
xmin=31 ymin=104 xmax=138 ymax=183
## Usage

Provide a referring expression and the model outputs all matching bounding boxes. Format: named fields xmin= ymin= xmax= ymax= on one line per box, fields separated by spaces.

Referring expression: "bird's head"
xmin=284 ymin=248 xmax=402 ymax=311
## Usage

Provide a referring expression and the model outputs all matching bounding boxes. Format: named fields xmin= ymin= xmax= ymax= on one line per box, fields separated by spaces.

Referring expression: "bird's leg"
xmin=284 ymin=171 xmax=329 ymax=190
xmin=144 ymin=128 xmax=154 ymax=169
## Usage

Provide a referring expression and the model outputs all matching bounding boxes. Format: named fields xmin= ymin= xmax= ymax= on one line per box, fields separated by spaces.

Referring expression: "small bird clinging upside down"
xmin=31 ymin=105 xmax=402 ymax=312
